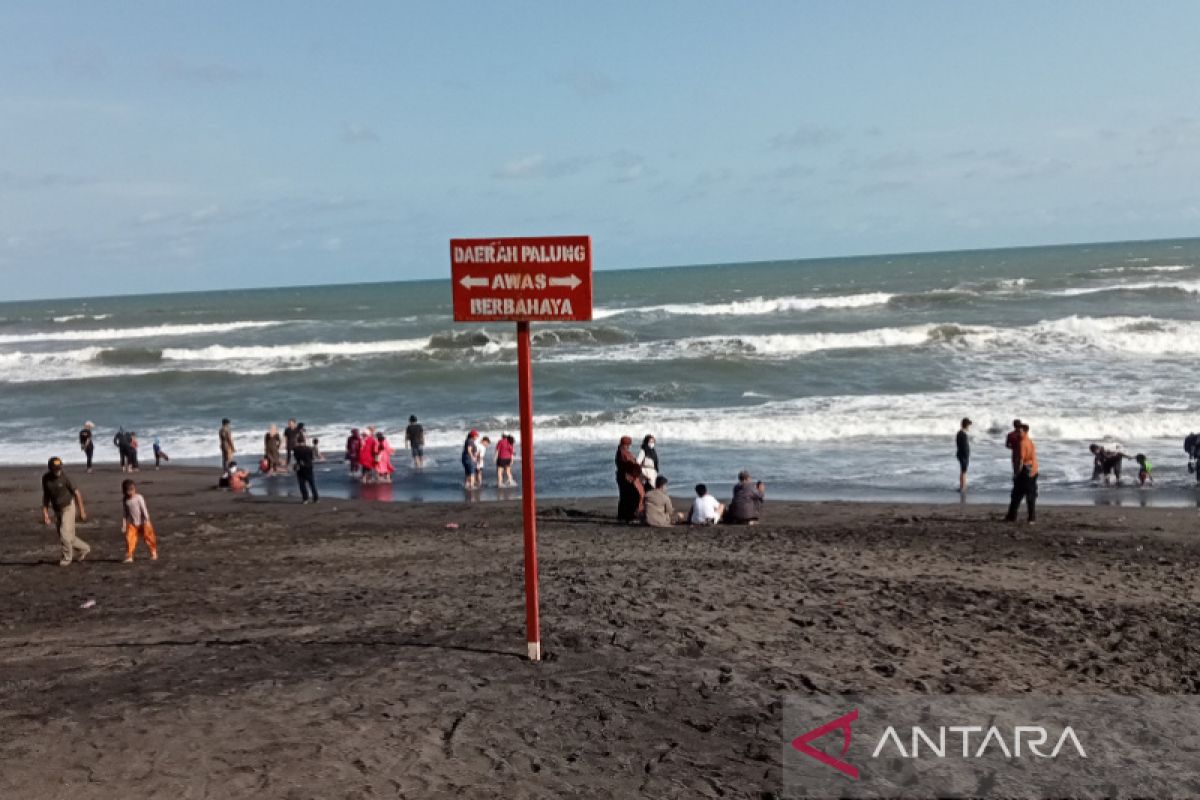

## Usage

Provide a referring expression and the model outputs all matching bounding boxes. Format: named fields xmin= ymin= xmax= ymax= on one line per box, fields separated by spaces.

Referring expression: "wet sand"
xmin=3 ymin=465 xmax=1200 ymax=799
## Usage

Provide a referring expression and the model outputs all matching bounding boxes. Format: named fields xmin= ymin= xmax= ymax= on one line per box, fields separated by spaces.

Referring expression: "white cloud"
xmin=342 ymin=123 xmax=380 ymax=143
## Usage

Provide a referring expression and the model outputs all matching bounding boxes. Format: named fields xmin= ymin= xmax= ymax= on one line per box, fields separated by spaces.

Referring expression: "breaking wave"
xmin=592 ymin=292 xmax=892 ymax=318
xmin=0 ymin=320 xmax=283 ymax=344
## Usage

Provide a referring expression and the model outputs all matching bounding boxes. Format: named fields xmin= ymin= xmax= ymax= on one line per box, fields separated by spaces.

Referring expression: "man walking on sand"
xmin=956 ymin=417 xmax=972 ymax=493
xmin=1005 ymin=423 xmax=1038 ymax=525
xmin=219 ymin=418 xmax=236 ymax=468
xmin=41 ymin=456 xmax=90 ymax=566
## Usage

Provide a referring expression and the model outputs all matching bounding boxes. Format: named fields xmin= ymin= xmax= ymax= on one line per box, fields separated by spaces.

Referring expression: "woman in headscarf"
xmin=615 ymin=436 xmax=644 ymax=522
xmin=637 ymin=434 xmax=659 ymax=490
xmin=264 ymin=425 xmax=283 ymax=473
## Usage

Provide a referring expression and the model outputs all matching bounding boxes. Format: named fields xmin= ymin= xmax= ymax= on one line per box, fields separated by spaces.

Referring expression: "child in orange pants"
xmin=121 ymin=479 xmax=158 ymax=563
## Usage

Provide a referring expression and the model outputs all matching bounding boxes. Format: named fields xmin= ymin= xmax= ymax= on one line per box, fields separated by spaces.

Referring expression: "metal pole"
xmin=516 ymin=321 xmax=541 ymax=661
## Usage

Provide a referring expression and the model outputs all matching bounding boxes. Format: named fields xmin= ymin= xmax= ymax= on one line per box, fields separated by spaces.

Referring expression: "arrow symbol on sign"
xmin=548 ymin=274 xmax=582 ymax=290
xmin=459 ymin=275 xmax=489 ymax=289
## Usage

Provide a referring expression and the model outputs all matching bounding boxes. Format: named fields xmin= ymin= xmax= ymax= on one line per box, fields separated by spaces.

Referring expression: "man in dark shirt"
xmin=79 ymin=422 xmax=95 ymax=473
xmin=956 ymin=417 xmax=972 ymax=493
xmin=405 ymin=415 xmax=425 ymax=468
xmin=284 ymin=419 xmax=299 ymax=465
xmin=1004 ymin=418 xmax=1022 ymax=475
xmin=293 ymin=442 xmax=318 ymax=504
xmin=41 ymin=457 xmax=90 ymax=566
xmin=726 ymin=470 xmax=765 ymax=525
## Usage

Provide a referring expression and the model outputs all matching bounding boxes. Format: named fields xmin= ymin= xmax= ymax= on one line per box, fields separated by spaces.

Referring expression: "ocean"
xmin=4 ymin=237 xmax=1200 ymax=505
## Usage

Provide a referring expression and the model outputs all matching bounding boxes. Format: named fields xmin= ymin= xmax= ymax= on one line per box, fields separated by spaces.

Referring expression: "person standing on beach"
xmin=462 ymin=430 xmax=481 ymax=490
xmin=637 ymin=434 xmax=660 ymax=491
xmin=404 ymin=415 xmax=425 ymax=468
xmin=615 ymin=436 xmax=644 ymax=522
xmin=1004 ymin=418 xmax=1023 ymax=475
xmin=494 ymin=433 xmax=516 ymax=487
xmin=120 ymin=479 xmax=158 ymax=563
xmin=1004 ymin=424 xmax=1038 ymax=524
xmin=345 ymin=428 xmax=362 ymax=477
xmin=264 ymin=425 xmax=283 ymax=473
xmin=79 ymin=421 xmax=95 ymax=473
xmin=126 ymin=431 xmax=140 ymax=472
xmin=475 ymin=436 xmax=491 ymax=487
xmin=219 ymin=418 xmax=235 ymax=468
xmin=956 ymin=418 xmax=972 ymax=493
xmin=41 ymin=457 xmax=90 ymax=566
xmin=114 ymin=426 xmax=127 ymax=471
xmin=293 ymin=439 xmax=318 ymax=503
xmin=358 ymin=426 xmax=378 ymax=483
xmin=152 ymin=436 xmax=169 ymax=469
xmin=374 ymin=430 xmax=394 ymax=484
xmin=283 ymin=419 xmax=299 ymax=466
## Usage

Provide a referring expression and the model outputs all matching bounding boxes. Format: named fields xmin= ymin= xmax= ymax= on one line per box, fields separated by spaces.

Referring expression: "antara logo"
xmin=792 ymin=709 xmax=1087 ymax=780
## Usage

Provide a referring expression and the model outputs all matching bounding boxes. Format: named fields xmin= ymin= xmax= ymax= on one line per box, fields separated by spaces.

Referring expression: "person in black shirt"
xmin=41 ymin=457 xmax=90 ymax=566
xmin=293 ymin=441 xmax=318 ymax=504
xmin=956 ymin=417 xmax=972 ymax=493
xmin=284 ymin=419 xmax=299 ymax=465
xmin=405 ymin=415 xmax=425 ymax=468
xmin=79 ymin=422 xmax=95 ymax=473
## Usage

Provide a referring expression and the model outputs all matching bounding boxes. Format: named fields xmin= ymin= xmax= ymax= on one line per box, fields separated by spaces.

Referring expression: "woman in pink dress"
xmin=374 ymin=431 xmax=395 ymax=483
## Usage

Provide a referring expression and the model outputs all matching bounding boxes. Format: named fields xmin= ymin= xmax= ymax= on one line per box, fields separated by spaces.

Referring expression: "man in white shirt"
xmin=689 ymin=483 xmax=724 ymax=525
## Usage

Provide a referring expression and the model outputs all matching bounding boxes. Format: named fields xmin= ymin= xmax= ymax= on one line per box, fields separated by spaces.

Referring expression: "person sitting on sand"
xmin=223 ymin=461 xmax=250 ymax=493
xmin=725 ymin=470 xmax=765 ymax=525
xmin=688 ymin=483 xmax=724 ymax=525
xmin=1135 ymin=453 xmax=1154 ymax=487
xmin=615 ymin=436 xmax=644 ymax=522
xmin=643 ymin=476 xmax=681 ymax=527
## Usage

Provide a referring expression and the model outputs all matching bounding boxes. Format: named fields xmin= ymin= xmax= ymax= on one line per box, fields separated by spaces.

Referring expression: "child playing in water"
xmin=121 ymin=479 xmax=158 ymax=563
xmin=1135 ymin=454 xmax=1154 ymax=486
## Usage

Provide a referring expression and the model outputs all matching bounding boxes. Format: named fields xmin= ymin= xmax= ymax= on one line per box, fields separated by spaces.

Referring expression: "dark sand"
xmin=3 ymin=465 xmax=1200 ymax=799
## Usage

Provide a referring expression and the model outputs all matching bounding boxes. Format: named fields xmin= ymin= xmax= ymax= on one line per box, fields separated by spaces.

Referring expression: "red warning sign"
xmin=451 ymin=236 xmax=592 ymax=322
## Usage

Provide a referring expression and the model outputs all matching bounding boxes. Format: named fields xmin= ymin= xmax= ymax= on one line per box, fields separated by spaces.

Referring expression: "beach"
xmin=4 ymin=465 xmax=1200 ymax=798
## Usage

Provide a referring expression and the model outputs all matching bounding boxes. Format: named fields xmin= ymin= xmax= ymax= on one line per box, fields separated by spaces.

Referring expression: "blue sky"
xmin=2 ymin=1 xmax=1199 ymax=299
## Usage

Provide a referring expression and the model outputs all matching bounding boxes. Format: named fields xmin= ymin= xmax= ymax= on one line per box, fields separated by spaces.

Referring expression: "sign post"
xmin=450 ymin=236 xmax=593 ymax=662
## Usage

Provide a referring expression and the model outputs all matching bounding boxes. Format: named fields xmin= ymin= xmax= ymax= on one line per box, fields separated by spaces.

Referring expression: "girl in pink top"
xmin=374 ymin=431 xmax=394 ymax=483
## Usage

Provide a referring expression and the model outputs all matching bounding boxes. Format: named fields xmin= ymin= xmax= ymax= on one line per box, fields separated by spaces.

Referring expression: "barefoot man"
xmin=41 ymin=456 xmax=90 ymax=566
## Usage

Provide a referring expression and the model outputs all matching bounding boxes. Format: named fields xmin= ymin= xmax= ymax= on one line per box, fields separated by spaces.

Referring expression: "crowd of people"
xmin=615 ymin=434 xmax=766 ymax=527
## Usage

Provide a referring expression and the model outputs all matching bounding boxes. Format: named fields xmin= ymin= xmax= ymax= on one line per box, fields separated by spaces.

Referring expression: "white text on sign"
xmin=453 ymin=243 xmax=588 ymax=265
xmin=470 ymin=297 xmax=574 ymax=316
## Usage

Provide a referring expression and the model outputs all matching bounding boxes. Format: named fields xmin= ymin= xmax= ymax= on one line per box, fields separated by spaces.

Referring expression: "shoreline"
xmin=7 ymin=462 xmax=1198 ymax=509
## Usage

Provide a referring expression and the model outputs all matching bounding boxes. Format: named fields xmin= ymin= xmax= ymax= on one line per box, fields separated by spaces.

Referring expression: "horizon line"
xmin=4 ymin=233 xmax=1197 ymax=306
